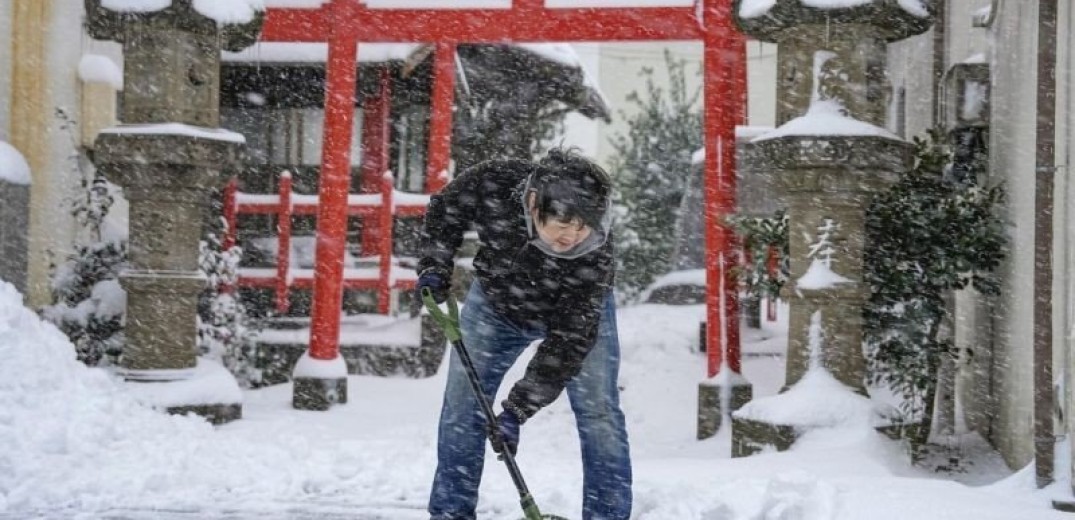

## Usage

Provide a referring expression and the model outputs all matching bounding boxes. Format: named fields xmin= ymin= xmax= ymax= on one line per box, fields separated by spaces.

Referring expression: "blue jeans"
xmin=428 ymin=282 xmax=632 ymax=520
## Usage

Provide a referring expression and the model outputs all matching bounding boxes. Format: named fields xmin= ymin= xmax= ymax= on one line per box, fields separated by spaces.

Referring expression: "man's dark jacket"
xmin=418 ymin=159 xmax=615 ymax=423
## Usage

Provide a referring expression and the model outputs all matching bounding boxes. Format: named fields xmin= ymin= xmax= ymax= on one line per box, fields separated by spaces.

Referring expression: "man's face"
xmin=528 ymin=194 xmax=593 ymax=253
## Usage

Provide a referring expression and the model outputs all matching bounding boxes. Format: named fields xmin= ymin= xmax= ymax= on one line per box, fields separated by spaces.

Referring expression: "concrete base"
xmin=168 ymin=403 xmax=242 ymax=424
xmin=120 ymin=358 xmax=243 ymax=425
xmin=697 ymin=377 xmax=754 ymax=439
xmin=732 ymin=417 xmax=797 ymax=457
xmin=293 ymin=377 xmax=348 ymax=411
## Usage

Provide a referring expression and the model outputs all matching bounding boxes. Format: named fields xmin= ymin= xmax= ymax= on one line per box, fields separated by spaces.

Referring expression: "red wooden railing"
xmin=221 ymin=171 xmax=429 ymax=315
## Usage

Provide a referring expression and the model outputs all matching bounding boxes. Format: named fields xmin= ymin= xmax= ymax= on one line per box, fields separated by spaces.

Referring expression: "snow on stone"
xmin=122 ymin=359 xmax=243 ymax=407
xmin=100 ymin=0 xmax=170 ymax=12
xmin=756 ymin=49 xmax=898 ymax=142
xmin=738 ymin=0 xmax=777 ymax=18
xmin=193 ymin=0 xmax=265 ymax=24
xmin=100 ymin=123 xmax=246 ymax=143
xmin=100 ymin=0 xmax=265 ymax=23
xmin=223 ymin=42 xmax=421 ymax=64
xmin=755 ymin=99 xmax=898 ymax=141
xmin=739 ymin=0 xmax=930 ymax=20
xmin=292 ymin=350 xmax=348 ymax=379
xmin=796 ymin=258 xmax=851 ymax=290
xmin=77 ymin=54 xmax=123 ymax=90
xmin=0 ymin=140 xmax=31 ymax=185
xmin=735 ymin=311 xmax=884 ymax=428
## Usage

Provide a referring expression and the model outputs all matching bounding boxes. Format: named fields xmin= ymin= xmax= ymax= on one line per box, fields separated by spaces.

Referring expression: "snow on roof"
xmin=78 ymin=54 xmax=124 ymax=90
xmin=0 ymin=140 xmax=32 ymax=185
xmin=223 ymin=42 xmax=422 ymax=64
xmin=739 ymin=0 xmax=930 ymax=20
xmin=100 ymin=0 xmax=265 ymax=24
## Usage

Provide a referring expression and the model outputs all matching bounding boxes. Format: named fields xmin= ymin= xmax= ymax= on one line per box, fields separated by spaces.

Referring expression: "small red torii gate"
xmin=260 ymin=0 xmax=747 ymax=380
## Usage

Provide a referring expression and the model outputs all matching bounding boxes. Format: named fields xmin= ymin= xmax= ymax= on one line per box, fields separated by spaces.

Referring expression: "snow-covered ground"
xmin=0 ymin=279 xmax=1069 ymax=519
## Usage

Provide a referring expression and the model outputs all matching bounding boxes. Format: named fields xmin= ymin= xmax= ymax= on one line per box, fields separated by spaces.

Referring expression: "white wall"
xmin=562 ymin=40 xmax=775 ymax=170
xmin=557 ymin=42 xmax=602 ymax=159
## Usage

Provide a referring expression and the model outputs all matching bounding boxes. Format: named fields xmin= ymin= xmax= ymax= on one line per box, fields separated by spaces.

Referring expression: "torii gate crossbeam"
xmin=261 ymin=0 xmax=746 ymax=383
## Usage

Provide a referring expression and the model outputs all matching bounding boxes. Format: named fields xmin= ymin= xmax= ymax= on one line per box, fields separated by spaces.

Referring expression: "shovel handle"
xmin=421 ymin=287 xmax=461 ymax=342
xmin=420 ymin=286 xmax=548 ymax=520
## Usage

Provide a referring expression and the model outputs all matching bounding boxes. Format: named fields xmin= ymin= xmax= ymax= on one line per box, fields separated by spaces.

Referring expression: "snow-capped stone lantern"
xmin=730 ymin=0 xmax=933 ymax=455
xmin=85 ymin=0 xmax=264 ymax=424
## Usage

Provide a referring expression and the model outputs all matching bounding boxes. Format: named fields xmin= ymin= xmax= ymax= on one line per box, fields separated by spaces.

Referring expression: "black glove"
xmin=490 ymin=409 xmax=521 ymax=456
xmin=416 ymin=268 xmax=450 ymax=304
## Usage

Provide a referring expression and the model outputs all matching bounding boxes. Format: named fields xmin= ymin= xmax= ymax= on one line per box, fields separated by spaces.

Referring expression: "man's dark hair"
xmin=530 ymin=149 xmax=611 ymax=229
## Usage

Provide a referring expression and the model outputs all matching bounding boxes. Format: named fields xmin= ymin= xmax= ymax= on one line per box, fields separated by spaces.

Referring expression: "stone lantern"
xmin=85 ymin=0 xmax=263 ymax=424
xmin=730 ymin=0 xmax=933 ymax=455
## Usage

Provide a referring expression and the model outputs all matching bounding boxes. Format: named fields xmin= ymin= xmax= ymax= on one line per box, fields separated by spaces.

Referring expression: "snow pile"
xmin=0 ymin=140 xmax=31 ymax=185
xmin=0 ymin=281 xmax=213 ymax=511
xmin=77 ymin=54 xmax=123 ymax=90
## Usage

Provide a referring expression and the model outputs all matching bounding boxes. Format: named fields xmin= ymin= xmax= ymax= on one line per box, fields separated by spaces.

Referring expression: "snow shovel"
xmin=422 ymin=288 xmax=569 ymax=520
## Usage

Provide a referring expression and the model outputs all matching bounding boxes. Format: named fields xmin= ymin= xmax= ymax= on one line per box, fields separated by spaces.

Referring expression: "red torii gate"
xmin=261 ymin=0 xmax=747 ymax=380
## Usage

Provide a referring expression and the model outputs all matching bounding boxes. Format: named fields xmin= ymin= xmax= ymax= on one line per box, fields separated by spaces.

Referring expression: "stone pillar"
xmin=0 ymin=141 xmax=31 ymax=294
xmin=730 ymin=0 xmax=932 ymax=455
xmin=85 ymin=0 xmax=263 ymax=424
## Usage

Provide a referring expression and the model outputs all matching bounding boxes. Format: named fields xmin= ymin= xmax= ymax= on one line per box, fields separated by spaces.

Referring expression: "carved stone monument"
xmin=730 ymin=0 xmax=932 ymax=455
xmin=85 ymin=0 xmax=264 ymax=423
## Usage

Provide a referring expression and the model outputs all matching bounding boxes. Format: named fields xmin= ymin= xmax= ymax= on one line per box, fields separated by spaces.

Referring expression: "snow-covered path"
xmin=0 ymin=281 xmax=1069 ymax=519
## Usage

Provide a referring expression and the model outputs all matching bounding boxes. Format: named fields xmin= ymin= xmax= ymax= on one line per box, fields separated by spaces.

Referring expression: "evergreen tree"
xmin=197 ymin=219 xmax=262 ymax=387
xmin=608 ymin=50 xmax=703 ymax=300
xmin=736 ymin=130 xmax=1006 ymax=447
xmin=42 ymin=112 xmax=129 ymax=366
xmin=864 ymin=130 xmax=1005 ymax=446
